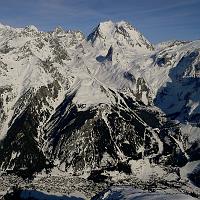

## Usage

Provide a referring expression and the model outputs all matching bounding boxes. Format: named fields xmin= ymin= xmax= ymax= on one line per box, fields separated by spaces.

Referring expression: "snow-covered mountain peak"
xmin=53 ymin=26 xmax=65 ymax=34
xmin=0 ymin=22 xmax=7 ymax=29
xmin=95 ymin=20 xmax=137 ymax=37
xmin=92 ymin=20 xmax=135 ymax=36
xmin=99 ymin=20 xmax=115 ymax=30
xmin=24 ymin=25 xmax=38 ymax=32
xmin=116 ymin=20 xmax=131 ymax=26
xmin=51 ymin=27 xmax=85 ymax=45
xmin=87 ymin=20 xmax=154 ymax=54
xmin=0 ymin=22 xmax=15 ymax=31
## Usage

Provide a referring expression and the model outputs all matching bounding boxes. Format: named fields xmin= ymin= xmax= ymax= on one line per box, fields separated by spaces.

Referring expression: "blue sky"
xmin=0 ymin=0 xmax=200 ymax=43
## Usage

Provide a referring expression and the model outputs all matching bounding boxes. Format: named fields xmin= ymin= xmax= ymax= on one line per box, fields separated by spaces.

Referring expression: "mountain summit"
xmin=87 ymin=20 xmax=154 ymax=52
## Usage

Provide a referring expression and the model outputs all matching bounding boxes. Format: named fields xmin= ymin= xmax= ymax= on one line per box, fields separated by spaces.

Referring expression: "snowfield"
xmin=94 ymin=186 xmax=198 ymax=200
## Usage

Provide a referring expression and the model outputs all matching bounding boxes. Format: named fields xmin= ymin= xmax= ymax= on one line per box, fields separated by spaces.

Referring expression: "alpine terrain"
xmin=0 ymin=20 xmax=199 ymax=199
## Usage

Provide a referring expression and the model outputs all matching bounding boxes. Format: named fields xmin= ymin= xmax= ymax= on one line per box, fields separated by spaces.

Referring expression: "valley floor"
xmin=0 ymin=172 xmax=199 ymax=199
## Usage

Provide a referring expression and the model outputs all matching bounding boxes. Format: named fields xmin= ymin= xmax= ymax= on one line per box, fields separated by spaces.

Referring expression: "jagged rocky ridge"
xmin=0 ymin=21 xmax=199 ymax=191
